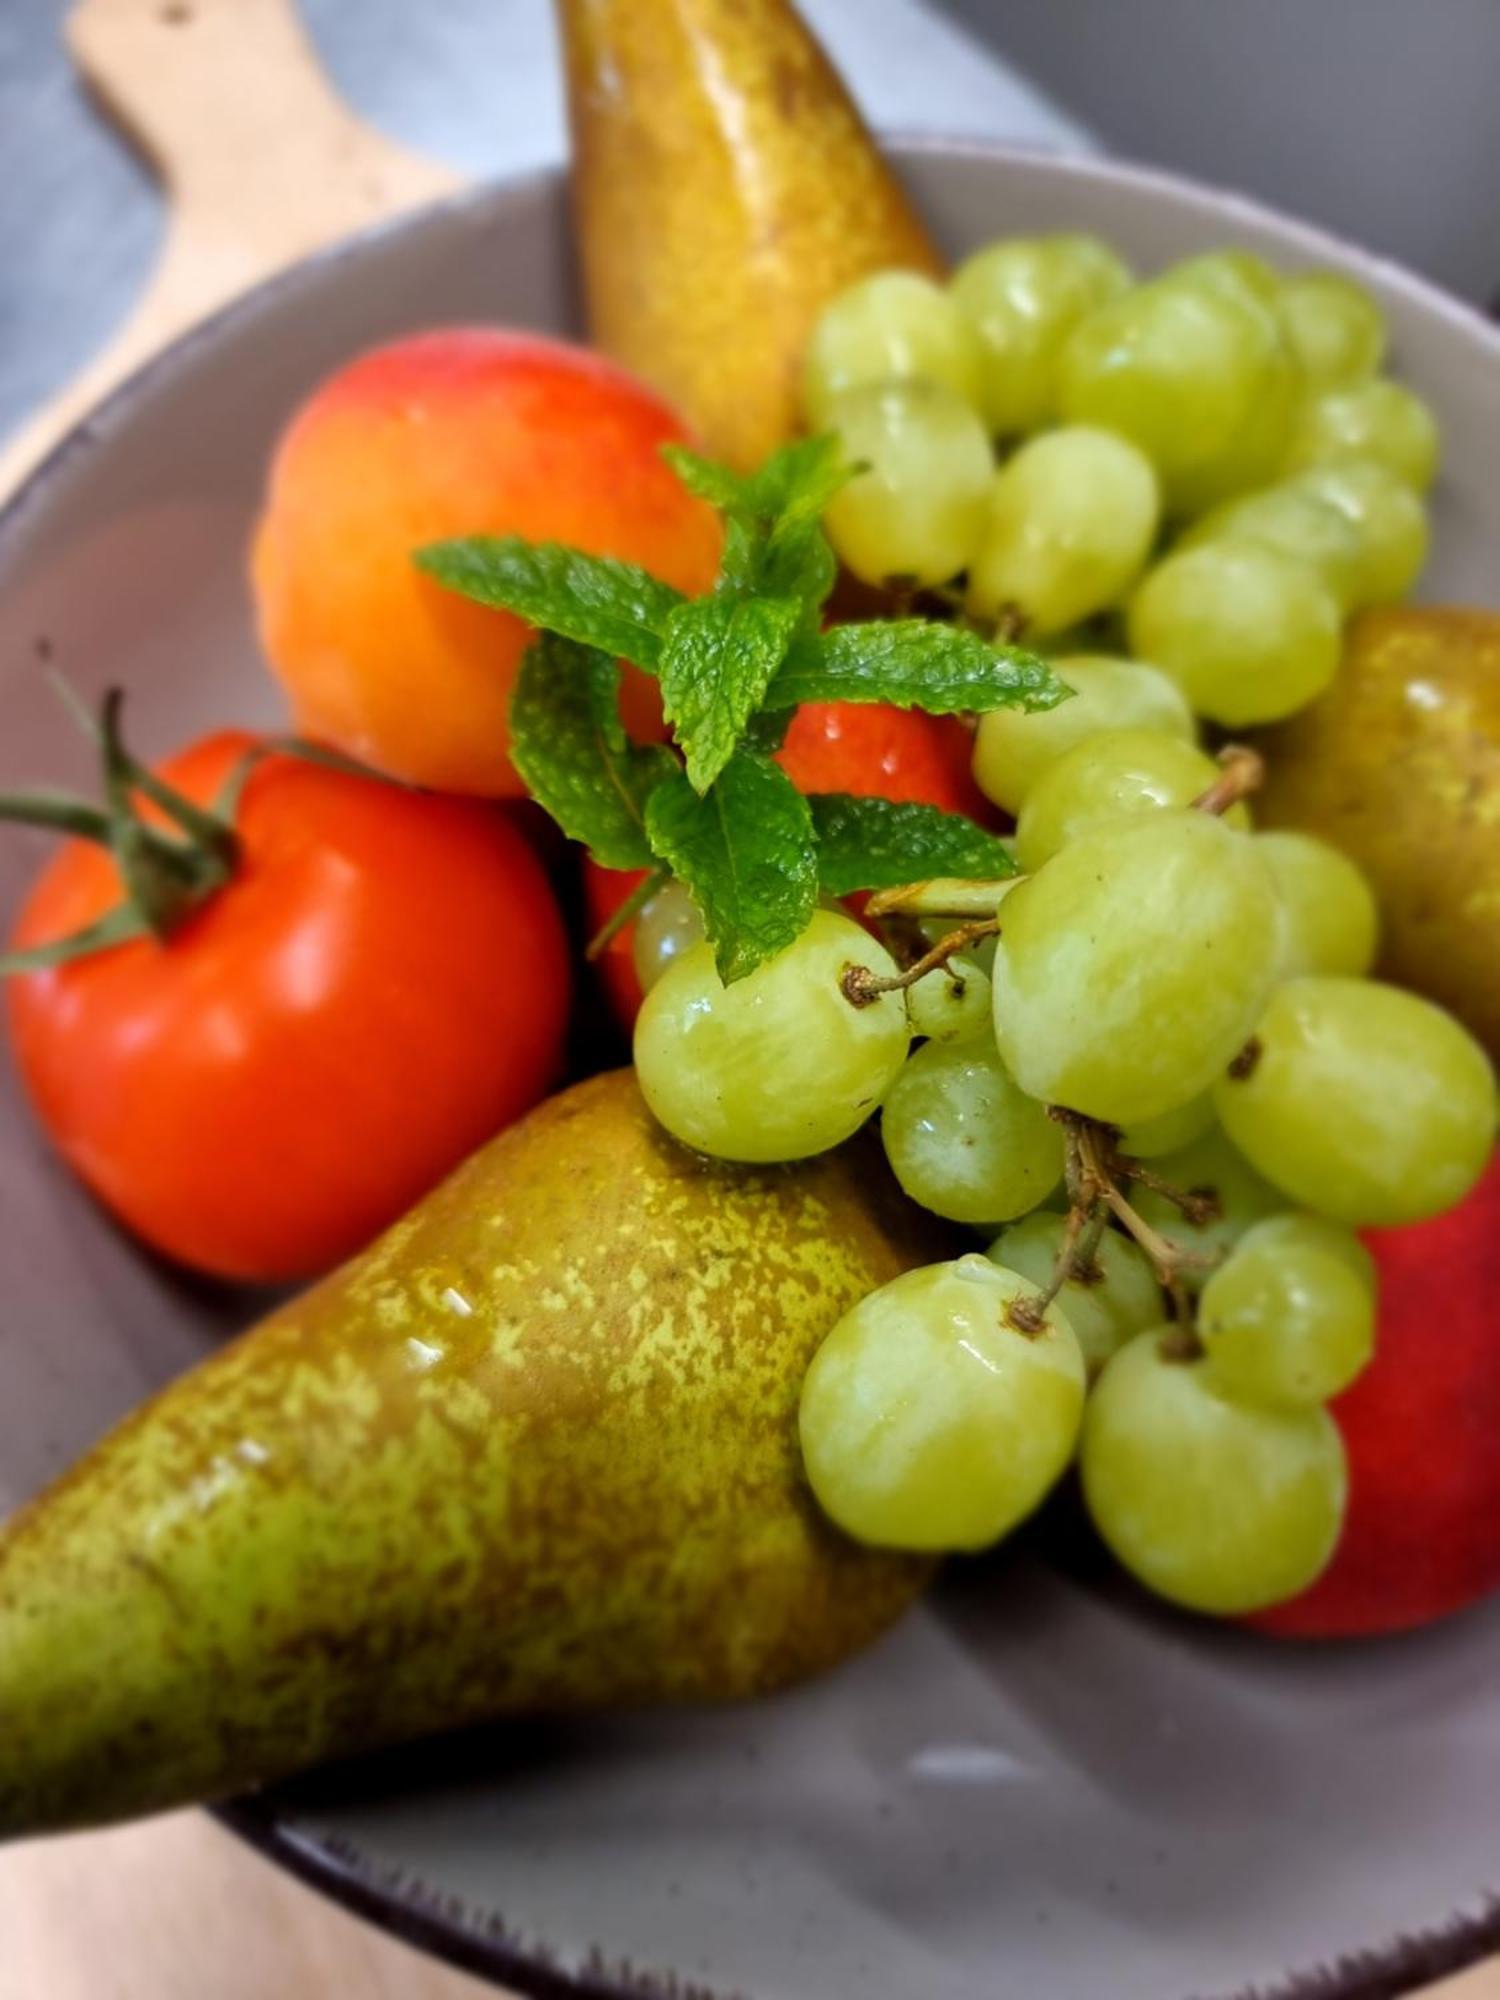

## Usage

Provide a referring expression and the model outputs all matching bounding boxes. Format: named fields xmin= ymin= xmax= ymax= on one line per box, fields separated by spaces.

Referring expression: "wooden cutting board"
xmin=0 ymin=0 xmax=458 ymax=499
xmin=0 ymin=6 xmax=1496 ymax=1998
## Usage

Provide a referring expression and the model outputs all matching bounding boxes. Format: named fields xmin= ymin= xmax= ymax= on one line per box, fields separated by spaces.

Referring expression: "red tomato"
xmin=583 ymin=699 xmax=994 ymax=1032
xmin=777 ymin=701 xmax=993 ymax=820
xmin=6 ymin=733 xmax=571 ymax=1283
xmin=1250 ymin=1151 xmax=1500 ymax=1639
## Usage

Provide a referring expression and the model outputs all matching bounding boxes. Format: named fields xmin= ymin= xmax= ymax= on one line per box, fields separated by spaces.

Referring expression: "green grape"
xmin=1255 ymin=830 xmax=1379 ymax=980
xmin=1213 ymin=976 xmax=1498 ymax=1227
xmin=1275 ymin=271 xmax=1386 ymax=386
xmin=971 ymin=653 xmax=1195 ymax=816
xmin=1119 ymin=1092 xmax=1216 ymax=1160
xmin=1286 ymin=377 xmax=1440 ymax=493
xmin=1057 ymin=274 xmax=1297 ymax=514
xmin=1127 ymin=540 xmax=1342 ymax=727
xmin=992 ymin=811 xmax=1279 ymax=1127
xmin=1169 ymin=250 xmax=1281 ymax=307
xmin=950 ymin=232 xmax=1132 ymax=436
xmin=988 ymin=1211 xmax=1164 ymax=1375
xmin=822 ymin=380 xmax=992 ymax=588
xmin=1014 ymin=728 xmax=1248 ymax=873
xmin=634 ymin=910 xmax=909 ymax=1164
xmin=906 ymin=952 xmax=993 ymax=1043
xmin=1235 ymin=1210 xmax=1376 ymax=1290
xmin=1290 ymin=458 xmax=1428 ymax=607
xmin=799 ymin=1254 xmax=1085 ymax=1552
xmin=965 ymin=426 xmax=1160 ymax=636
xmin=1179 ymin=480 xmax=1365 ymax=611
xmin=1129 ymin=1123 xmax=1285 ymax=1287
xmin=1080 ymin=1332 xmax=1347 ymax=1614
xmin=631 ymin=879 xmax=704 ymax=994
xmin=802 ymin=271 xmax=984 ymax=428
xmin=881 ymin=1036 xmax=1063 ymax=1223
xmin=1199 ymin=1217 xmax=1375 ymax=1409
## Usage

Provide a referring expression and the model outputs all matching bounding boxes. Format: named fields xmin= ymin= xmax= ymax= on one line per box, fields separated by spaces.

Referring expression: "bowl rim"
xmin=6 ymin=131 xmax=1500 ymax=2000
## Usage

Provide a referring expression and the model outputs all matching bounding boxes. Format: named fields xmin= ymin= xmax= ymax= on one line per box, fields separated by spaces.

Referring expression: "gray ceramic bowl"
xmin=3 ymin=141 xmax=1499 ymax=2000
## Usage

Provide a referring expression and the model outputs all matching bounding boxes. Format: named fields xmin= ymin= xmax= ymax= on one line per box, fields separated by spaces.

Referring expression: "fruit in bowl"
xmin=2 ymin=0 xmax=1500 ymax=1988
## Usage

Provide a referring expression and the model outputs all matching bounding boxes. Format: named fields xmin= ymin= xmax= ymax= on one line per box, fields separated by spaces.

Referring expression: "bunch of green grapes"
xmin=800 ymin=239 xmax=1438 ymax=755
xmin=632 ymin=727 xmax=1496 ymax=1620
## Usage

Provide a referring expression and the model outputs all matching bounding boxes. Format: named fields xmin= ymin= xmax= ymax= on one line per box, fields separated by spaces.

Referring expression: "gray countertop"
xmin=0 ymin=0 xmax=1088 ymax=449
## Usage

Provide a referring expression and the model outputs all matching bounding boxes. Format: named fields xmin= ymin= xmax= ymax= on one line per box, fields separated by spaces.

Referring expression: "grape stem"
xmin=865 ymin=877 xmax=1014 ymax=921
xmin=1192 ymin=744 xmax=1265 ymax=818
xmin=1010 ymin=1109 xmax=1214 ymax=1356
xmin=840 ymin=917 xmax=999 ymax=1008
xmin=585 ymin=866 xmax=669 ymax=961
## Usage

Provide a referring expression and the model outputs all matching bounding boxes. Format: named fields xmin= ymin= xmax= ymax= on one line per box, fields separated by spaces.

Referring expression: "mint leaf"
xmin=744 ymin=435 xmax=851 ymax=533
xmin=508 ymin=635 xmax=675 ymax=869
xmin=645 ymin=750 xmax=817 ymax=983
xmin=416 ymin=536 xmax=683 ymax=671
xmin=810 ymin=794 xmax=1018 ymax=897
xmin=659 ymin=595 xmax=802 ymax=794
xmin=662 ymin=444 xmax=750 ymax=516
xmin=767 ymin=619 xmax=1066 ymax=715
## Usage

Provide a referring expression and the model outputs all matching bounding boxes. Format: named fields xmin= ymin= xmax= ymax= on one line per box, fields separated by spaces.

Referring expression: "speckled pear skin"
xmin=1257 ymin=607 xmax=1500 ymax=1059
xmin=556 ymin=0 xmax=944 ymax=471
xmin=0 ymin=1070 xmax=941 ymax=1839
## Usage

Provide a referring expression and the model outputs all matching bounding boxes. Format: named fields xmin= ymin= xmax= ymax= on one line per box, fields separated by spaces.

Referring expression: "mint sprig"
xmin=420 ymin=436 xmax=1067 ymax=983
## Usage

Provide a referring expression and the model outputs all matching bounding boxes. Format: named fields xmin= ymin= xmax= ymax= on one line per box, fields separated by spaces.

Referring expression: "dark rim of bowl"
xmin=6 ymin=134 xmax=1500 ymax=2000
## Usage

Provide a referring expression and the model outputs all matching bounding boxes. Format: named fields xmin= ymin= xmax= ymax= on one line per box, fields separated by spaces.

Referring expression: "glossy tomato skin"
xmin=6 ymin=733 xmax=571 ymax=1283
xmin=583 ymin=699 xmax=996 ymax=1032
xmin=1250 ymin=1151 xmax=1500 ymax=1639
xmin=777 ymin=701 xmax=993 ymax=820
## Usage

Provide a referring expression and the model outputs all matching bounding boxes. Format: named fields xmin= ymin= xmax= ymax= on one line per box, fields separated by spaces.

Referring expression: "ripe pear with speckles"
xmin=0 ymin=1070 xmax=941 ymax=1838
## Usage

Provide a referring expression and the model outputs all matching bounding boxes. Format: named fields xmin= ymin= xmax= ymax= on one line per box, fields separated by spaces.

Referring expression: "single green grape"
xmin=822 ymin=380 xmax=992 ymax=588
xmin=1169 ymin=249 xmax=1281 ymax=307
xmin=1014 ymin=728 xmax=1248 ymax=873
xmin=1286 ymin=378 xmax=1439 ymax=492
xmin=1129 ymin=1123 xmax=1286 ymax=1288
xmin=1275 ymin=271 xmax=1386 ymax=387
xmin=965 ymin=426 xmax=1160 ymax=635
xmin=950 ymin=232 xmax=1131 ymax=435
xmin=1179 ymin=480 xmax=1366 ymax=611
xmin=634 ymin=909 xmax=909 ymax=1164
xmin=1080 ymin=1331 xmax=1347 ymax=1614
xmin=1290 ymin=458 xmax=1429 ymax=607
xmin=1057 ymin=273 xmax=1297 ymax=514
xmin=631 ymin=879 xmax=705 ymax=995
xmin=799 ymin=1253 xmax=1086 ymax=1552
xmin=970 ymin=653 xmax=1195 ymax=816
xmin=881 ymin=1035 xmax=1063 ymax=1223
xmin=1255 ymin=830 xmax=1380 ymax=980
xmin=1234 ymin=1210 xmax=1376 ymax=1291
xmin=1127 ymin=540 xmax=1342 ymax=727
xmin=906 ymin=952 xmax=993 ymax=1044
xmin=1118 ymin=1092 xmax=1217 ymax=1160
xmin=802 ymin=271 xmax=985 ymax=428
xmin=1213 ymin=975 xmax=1498 ymax=1228
xmin=1198 ymin=1217 xmax=1375 ymax=1409
xmin=991 ymin=811 xmax=1279 ymax=1128
xmin=989 ymin=1211 xmax=1164 ymax=1375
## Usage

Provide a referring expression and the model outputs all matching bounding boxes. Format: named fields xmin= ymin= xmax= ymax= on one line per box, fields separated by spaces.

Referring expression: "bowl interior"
xmin=2 ymin=143 xmax=1498 ymax=2000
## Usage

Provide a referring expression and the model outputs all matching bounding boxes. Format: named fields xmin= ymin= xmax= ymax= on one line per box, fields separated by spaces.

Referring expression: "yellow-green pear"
xmin=0 ymin=1070 xmax=941 ymax=1839
xmin=1257 ymin=606 xmax=1500 ymax=1060
xmin=556 ymin=0 xmax=944 ymax=470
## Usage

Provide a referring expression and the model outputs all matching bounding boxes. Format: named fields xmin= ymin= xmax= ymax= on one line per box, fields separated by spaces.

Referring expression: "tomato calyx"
xmin=0 ymin=686 xmax=383 ymax=976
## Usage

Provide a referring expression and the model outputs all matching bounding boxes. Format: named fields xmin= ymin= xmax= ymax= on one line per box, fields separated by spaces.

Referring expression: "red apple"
xmin=1251 ymin=1150 xmax=1500 ymax=1639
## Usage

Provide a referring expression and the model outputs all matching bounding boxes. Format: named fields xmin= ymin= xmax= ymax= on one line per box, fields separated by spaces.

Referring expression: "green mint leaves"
xmin=420 ymin=435 xmax=1065 ymax=983
xmin=808 ymin=795 xmax=1017 ymax=897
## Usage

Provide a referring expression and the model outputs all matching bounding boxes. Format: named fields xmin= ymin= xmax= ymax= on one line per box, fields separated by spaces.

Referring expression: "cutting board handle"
xmin=0 ymin=0 xmax=458 ymax=497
